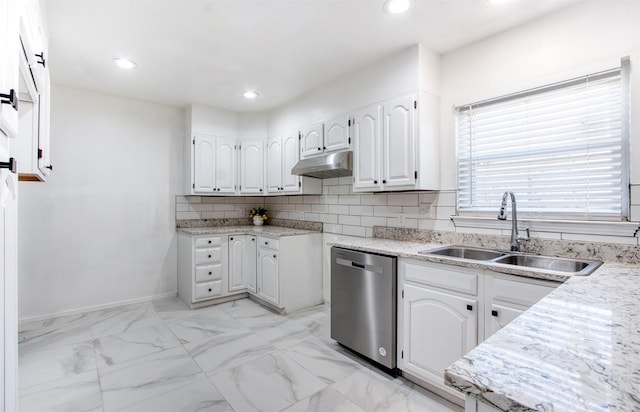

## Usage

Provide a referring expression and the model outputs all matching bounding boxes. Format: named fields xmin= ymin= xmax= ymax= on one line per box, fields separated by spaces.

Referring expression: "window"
xmin=455 ymin=58 xmax=630 ymax=221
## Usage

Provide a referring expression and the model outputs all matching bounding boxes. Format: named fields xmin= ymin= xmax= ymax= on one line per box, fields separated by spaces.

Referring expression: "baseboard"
xmin=18 ymin=291 xmax=178 ymax=324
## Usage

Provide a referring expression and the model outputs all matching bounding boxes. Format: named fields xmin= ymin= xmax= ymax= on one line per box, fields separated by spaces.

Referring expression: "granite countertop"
xmin=328 ymin=237 xmax=576 ymax=282
xmin=178 ymin=225 xmax=320 ymax=237
xmin=329 ymin=236 xmax=640 ymax=411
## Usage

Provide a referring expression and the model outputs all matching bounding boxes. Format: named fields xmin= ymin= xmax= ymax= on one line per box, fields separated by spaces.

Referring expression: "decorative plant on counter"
xmin=249 ymin=207 xmax=268 ymax=220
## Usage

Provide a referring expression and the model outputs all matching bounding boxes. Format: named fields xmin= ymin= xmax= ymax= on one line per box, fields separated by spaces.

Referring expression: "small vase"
xmin=253 ymin=216 xmax=264 ymax=226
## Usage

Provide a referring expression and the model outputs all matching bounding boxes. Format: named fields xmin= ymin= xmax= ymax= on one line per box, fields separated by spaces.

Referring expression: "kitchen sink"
xmin=493 ymin=254 xmax=602 ymax=275
xmin=419 ymin=246 xmax=507 ymax=261
xmin=419 ymin=245 xmax=603 ymax=276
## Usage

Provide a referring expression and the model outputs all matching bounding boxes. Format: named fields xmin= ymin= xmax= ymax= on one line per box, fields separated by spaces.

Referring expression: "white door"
xmin=193 ymin=134 xmax=216 ymax=193
xmin=0 ymin=166 xmax=18 ymax=411
xmin=215 ymin=137 xmax=236 ymax=194
xmin=258 ymin=248 xmax=279 ymax=305
xmin=402 ymin=284 xmax=477 ymax=389
xmin=245 ymin=236 xmax=257 ymax=294
xmin=282 ymin=133 xmax=300 ymax=193
xmin=300 ymin=123 xmax=323 ymax=158
xmin=228 ymin=235 xmax=246 ymax=292
xmin=383 ymin=94 xmax=415 ymax=188
xmin=0 ymin=0 xmax=19 ymax=140
xmin=353 ymin=105 xmax=381 ymax=192
xmin=324 ymin=115 xmax=350 ymax=153
xmin=240 ymin=140 xmax=263 ymax=194
xmin=266 ymin=137 xmax=282 ymax=194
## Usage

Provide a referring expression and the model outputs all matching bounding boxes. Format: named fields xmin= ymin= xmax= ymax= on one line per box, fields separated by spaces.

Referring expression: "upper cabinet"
xmin=188 ymin=134 xmax=237 ymax=195
xmin=0 ymin=0 xmax=20 ymax=141
xmin=13 ymin=0 xmax=52 ymax=181
xmin=267 ymin=132 xmax=321 ymax=195
xmin=353 ymin=92 xmax=439 ymax=192
xmin=239 ymin=140 xmax=264 ymax=195
xmin=299 ymin=116 xmax=350 ymax=159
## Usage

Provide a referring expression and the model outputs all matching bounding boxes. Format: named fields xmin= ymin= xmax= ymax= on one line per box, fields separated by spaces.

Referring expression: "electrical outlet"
xmin=419 ymin=204 xmax=430 ymax=215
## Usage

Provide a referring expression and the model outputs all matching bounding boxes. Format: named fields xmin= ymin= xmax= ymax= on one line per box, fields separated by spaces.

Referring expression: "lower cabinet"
xmin=178 ymin=231 xmax=321 ymax=313
xmin=397 ymin=258 xmax=559 ymax=401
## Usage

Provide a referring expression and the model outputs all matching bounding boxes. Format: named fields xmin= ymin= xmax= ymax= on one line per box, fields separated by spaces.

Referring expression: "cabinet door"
xmin=266 ymin=137 xmax=282 ymax=194
xmin=240 ymin=140 xmax=264 ymax=194
xmin=0 ymin=0 xmax=20 ymax=139
xmin=353 ymin=105 xmax=381 ymax=192
xmin=300 ymin=123 xmax=323 ymax=158
xmin=193 ymin=134 xmax=216 ymax=193
xmin=324 ymin=115 xmax=350 ymax=153
xmin=487 ymin=303 xmax=523 ymax=338
xmin=402 ymin=284 xmax=477 ymax=391
xmin=258 ymin=248 xmax=279 ymax=305
xmin=282 ymin=132 xmax=300 ymax=193
xmin=383 ymin=94 xmax=416 ymax=188
xmin=37 ymin=67 xmax=51 ymax=176
xmin=228 ymin=235 xmax=246 ymax=293
xmin=245 ymin=236 xmax=257 ymax=294
xmin=215 ymin=137 xmax=236 ymax=194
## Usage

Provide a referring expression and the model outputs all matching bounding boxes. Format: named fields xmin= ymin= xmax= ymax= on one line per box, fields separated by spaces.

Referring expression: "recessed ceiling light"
xmin=383 ymin=0 xmax=412 ymax=14
xmin=243 ymin=90 xmax=259 ymax=99
xmin=112 ymin=58 xmax=136 ymax=69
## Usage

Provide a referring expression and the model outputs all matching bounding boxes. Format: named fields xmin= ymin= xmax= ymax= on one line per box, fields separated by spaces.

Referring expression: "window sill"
xmin=451 ymin=215 xmax=639 ymax=238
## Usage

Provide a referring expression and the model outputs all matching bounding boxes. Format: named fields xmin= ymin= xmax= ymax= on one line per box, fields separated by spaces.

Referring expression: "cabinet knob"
xmin=208 ymin=255 xmax=212 ymax=258
xmin=208 ymin=272 xmax=212 ymax=275
xmin=374 ymin=180 xmax=378 ymax=184
xmin=466 ymin=304 xmax=473 ymax=311
xmin=259 ymin=189 xmax=263 ymax=192
xmin=208 ymin=240 xmax=212 ymax=244
xmin=208 ymin=288 xmax=212 ymax=292
xmin=382 ymin=180 xmax=387 ymax=184
xmin=491 ymin=310 xmax=499 ymax=317
xmin=317 ymin=147 xmax=321 ymax=151
xmin=251 ymin=238 xmax=255 ymax=241
xmin=323 ymin=147 xmax=326 ymax=150
xmin=273 ymin=255 xmax=276 ymax=258
xmin=230 ymin=237 xmax=234 ymax=240
xmin=0 ymin=89 xmax=18 ymax=111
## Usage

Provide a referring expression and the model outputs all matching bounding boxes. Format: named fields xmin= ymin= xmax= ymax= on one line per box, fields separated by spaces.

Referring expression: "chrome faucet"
xmin=497 ymin=190 xmax=530 ymax=252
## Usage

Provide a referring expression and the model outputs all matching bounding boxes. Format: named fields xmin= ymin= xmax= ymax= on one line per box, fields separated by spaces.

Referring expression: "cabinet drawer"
xmin=488 ymin=275 xmax=556 ymax=307
xmin=195 ymin=247 xmax=222 ymax=265
xmin=195 ymin=264 xmax=223 ymax=282
xmin=402 ymin=260 xmax=478 ymax=295
xmin=258 ymin=236 xmax=278 ymax=250
xmin=195 ymin=237 xmax=221 ymax=248
xmin=194 ymin=280 xmax=223 ymax=300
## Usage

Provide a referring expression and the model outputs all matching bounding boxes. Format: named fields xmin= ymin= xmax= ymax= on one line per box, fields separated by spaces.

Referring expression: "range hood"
xmin=291 ymin=151 xmax=352 ymax=179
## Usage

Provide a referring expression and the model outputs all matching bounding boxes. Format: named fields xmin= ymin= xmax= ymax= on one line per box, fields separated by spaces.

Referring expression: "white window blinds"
xmin=455 ymin=59 xmax=630 ymax=220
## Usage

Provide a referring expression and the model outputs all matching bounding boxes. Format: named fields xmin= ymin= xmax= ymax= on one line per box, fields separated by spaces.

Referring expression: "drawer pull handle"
xmin=466 ymin=304 xmax=473 ymax=311
xmin=491 ymin=310 xmax=499 ymax=317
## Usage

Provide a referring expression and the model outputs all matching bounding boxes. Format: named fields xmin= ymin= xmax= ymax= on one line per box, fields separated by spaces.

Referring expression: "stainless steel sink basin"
xmin=419 ymin=245 xmax=603 ymax=276
xmin=494 ymin=254 xmax=602 ymax=275
xmin=419 ymin=246 xmax=507 ymax=261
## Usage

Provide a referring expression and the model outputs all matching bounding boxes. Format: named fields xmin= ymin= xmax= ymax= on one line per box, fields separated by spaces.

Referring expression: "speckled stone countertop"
xmin=328 ymin=237 xmax=640 ymax=411
xmin=178 ymin=225 xmax=320 ymax=237
xmin=328 ymin=237 xmax=578 ymax=282
xmin=445 ymin=263 xmax=640 ymax=411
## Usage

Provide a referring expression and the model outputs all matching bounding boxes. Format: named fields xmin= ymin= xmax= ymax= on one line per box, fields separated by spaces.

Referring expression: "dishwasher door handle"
xmin=335 ymin=257 xmax=383 ymax=274
xmin=351 ymin=262 xmax=365 ymax=269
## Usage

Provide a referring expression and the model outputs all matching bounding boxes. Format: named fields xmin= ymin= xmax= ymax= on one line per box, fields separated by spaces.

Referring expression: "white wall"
xmin=18 ymin=86 xmax=184 ymax=320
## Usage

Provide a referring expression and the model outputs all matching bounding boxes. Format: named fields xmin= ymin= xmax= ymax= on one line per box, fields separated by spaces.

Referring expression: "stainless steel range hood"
xmin=291 ymin=151 xmax=352 ymax=179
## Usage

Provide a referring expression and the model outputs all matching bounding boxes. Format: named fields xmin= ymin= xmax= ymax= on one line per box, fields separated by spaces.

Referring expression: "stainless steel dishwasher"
xmin=331 ymin=247 xmax=397 ymax=371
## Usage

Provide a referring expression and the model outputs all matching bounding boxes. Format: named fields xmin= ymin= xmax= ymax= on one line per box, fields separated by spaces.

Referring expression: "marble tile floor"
xmin=18 ymin=297 xmax=462 ymax=412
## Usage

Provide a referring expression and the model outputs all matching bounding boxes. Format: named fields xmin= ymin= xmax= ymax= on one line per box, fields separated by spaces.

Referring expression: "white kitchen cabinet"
xmin=398 ymin=259 xmax=479 ymax=400
xmin=190 ymin=134 xmax=237 ymax=195
xmin=300 ymin=117 xmax=350 ymax=159
xmin=484 ymin=272 xmax=557 ymax=340
xmin=239 ymin=140 xmax=264 ymax=194
xmin=253 ymin=233 xmax=322 ymax=314
xmin=228 ymin=234 xmax=258 ymax=293
xmin=0 ymin=0 xmax=20 ymax=140
xmin=267 ymin=133 xmax=321 ymax=195
xmin=299 ymin=123 xmax=324 ymax=158
xmin=177 ymin=234 xmax=229 ymax=306
xmin=352 ymin=104 xmax=381 ymax=191
xmin=353 ymin=92 xmax=440 ymax=192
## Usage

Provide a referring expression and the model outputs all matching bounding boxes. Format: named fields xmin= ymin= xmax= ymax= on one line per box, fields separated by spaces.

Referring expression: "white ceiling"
xmin=44 ymin=0 xmax=584 ymax=112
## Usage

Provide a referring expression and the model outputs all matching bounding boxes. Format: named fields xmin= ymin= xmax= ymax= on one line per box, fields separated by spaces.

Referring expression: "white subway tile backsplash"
xmin=387 ymin=193 xmax=419 ymax=206
xmin=338 ymin=195 xmax=360 ymax=205
xmin=312 ymin=204 xmax=329 ymax=213
xmin=328 ymin=185 xmax=350 ymax=195
xmin=339 ymin=177 xmax=353 ymax=186
xmin=339 ymin=215 xmax=361 ymax=226
xmin=272 ymin=211 xmax=290 ymax=219
xmin=365 ymin=228 xmax=374 ymax=238
xmin=288 ymin=196 xmax=304 ymax=204
xmin=435 ymin=206 xmax=457 ymax=220
xmin=403 ymin=218 xmax=419 ymax=229
xmin=402 ymin=206 xmax=420 ymax=216
xmin=631 ymin=185 xmax=640 ymax=205
xmin=176 ymin=211 xmax=201 ymax=220
xmin=318 ymin=214 xmax=338 ymax=224
xmin=418 ymin=193 xmax=437 ymax=204
xmin=361 ymin=216 xmax=387 ymax=227
xmin=191 ymin=203 xmax=214 ymax=212
xmin=304 ymin=212 xmax=319 ymax=221
xmin=436 ymin=191 xmax=457 ymax=206
xmin=201 ymin=197 xmax=227 ymax=204
xmin=342 ymin=225 xmax=366 ymax=237
xmin=323 ymin=224 xmax=343 ymax=234
xmin=418 ymin=219 xmax=455 ymax=231
xmin=177 ymin=196 xmax=199 ymax=203
xmin=201 ymin=211 xmax=226 ymax=219
xmin=328 ymin=204 xmax=350 ymax=214
xmin=322 ymin=178 xmax=341 ymax=186
xmin=304 ymin=196 xmax=321 ymax=204
xmin=176 ymin=203 xmax=194 ymax=212
xmin=349 ymin=205 xmax=374 ymax=216
xmin=288 ymin=211 xmax=303 ymax=220
xmin=213 ymin=204 xmax=236 ymax=211
xmin=630 ymin=205 xmax=640 ymax=221
xmin=374 ymin=206 xmax=402 ymax=217
xmin=225 ymin=210 xmax=244 ymax=218
xmin=360 ymin=194 xmax=387 ymax=206
xmin=296 ymin=204 xmax=312 ymax=212
xmin=320 ymin=195 xmax=339 ymax=205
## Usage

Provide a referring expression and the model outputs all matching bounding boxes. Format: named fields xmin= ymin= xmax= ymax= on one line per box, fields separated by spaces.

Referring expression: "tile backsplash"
xmin=176 ymin=179 xmax=640 ymax=246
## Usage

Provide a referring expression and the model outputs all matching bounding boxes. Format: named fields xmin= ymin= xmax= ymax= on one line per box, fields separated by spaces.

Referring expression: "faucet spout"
xmin=497 ymin=190 xmax=530 ymax=251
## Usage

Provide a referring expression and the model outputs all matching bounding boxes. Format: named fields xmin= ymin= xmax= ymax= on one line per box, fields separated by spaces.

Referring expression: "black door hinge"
xmin=348 ymin=118 xmax=351 ymax=127
xmin=414 ymin=171 xmax=418 ymax=179
xmin=414 ymin=100 xmax=417 ymax=109
xmin=402 ymin=290 xmax=404 ymax=298
xmin=298 ymin=181 xmax=301 ymax=187
xmin=348 ymin=137 xmax=351 ymax=144
xmin=401 ymin=350 xmax=404 ymax=359
xmin=298 ymin=132 xmax=301 ymax=140
xmin=38 ymin=149 xmax=43 ymax=159
xmin=192 ymin=183 xmax=195 ymax=189
xmin=192 ymin=139 xmax=195 ymax=145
